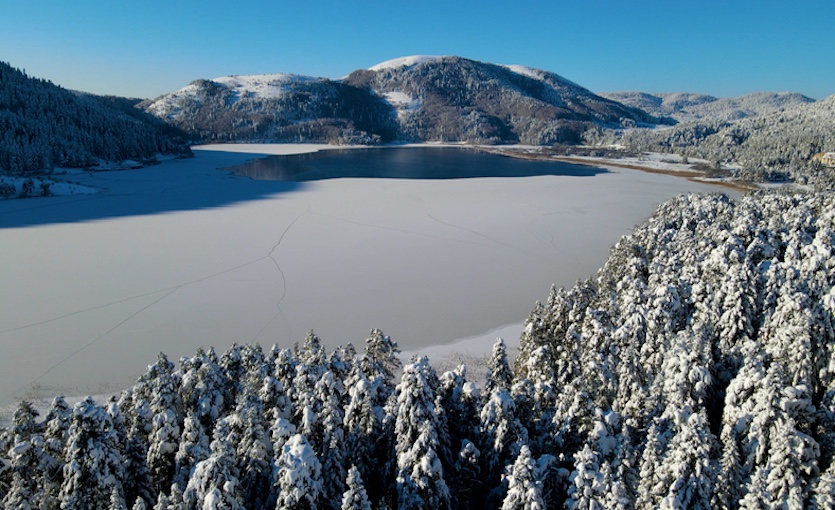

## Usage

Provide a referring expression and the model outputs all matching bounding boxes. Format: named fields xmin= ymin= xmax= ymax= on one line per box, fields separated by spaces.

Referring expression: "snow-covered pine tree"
xmin=566 ymin=442 xmax=605 ymax=510
xmin=485 ymin=338 xmax=513 ymax=396
xmin=273 ymin=433 xmax=323 ymax=510
xmin=229 ymin=395 xmax=273 ymax=510
xmin=59 ymin=397 xmax=127 ymax=509
xmin=34 ymin=395 xmax=72 ymax=510
xmin=2 ymin=401 xmax=39 ymax=510
xmin=479 ymin=383 xmax=529 ymax=507
xmin=451 ymin=439 xmax=482 ymax=510
xmin=655 ymin=409 xmax=718 ymax=510
xmin=515 ymin=346 xmax=557 ymax=454
xmin=109 ymin=399 xmax=155 ymax=509
xmin=343 ymin=367 xmax=386 ymax=503
xmin=342 ymin=465 xmax=372 ymax=510
xmin=360 ymin=329 xmax=401 ymax=388
xmin=172 ymin=411 xmax=211 ymax=491
xmin=501 ymin=444 xmax=544 ymax=510
xmin=180 ymin=348 xmax=230 ymax=430
xmin=392 ymin=356 xmax=451 ymax=510
xmin=315 ymin=369 xmax=348 ymax=505
xmin=145 ymin=353 xmax=183 ymax=495
xmin=182 ymin=418 xmax=243 ymax=510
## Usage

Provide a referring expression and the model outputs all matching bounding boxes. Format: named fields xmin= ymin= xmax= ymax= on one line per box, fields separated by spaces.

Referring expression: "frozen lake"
xmin=0 ymin=144 xmax=730 ymax=405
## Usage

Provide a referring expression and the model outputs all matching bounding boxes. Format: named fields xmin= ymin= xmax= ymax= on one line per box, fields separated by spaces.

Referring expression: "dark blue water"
xmin=231 ymin=147 xmax=605 ymax=181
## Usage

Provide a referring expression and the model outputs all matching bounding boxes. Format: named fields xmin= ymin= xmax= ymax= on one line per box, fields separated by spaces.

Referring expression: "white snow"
xmin=382 ymin=91 xmax=421 ymax=109
xmin=369 ymin=55 xmax=444 ymax=71
xmin=212 ymin=73 xmax=318 ymax=101
xmin=380 ymin=91 xmax=423 ymax=120
xmin=0 ymin=143 xmax=729 ymax=407
xmin=145 ymin=74 xmax=319 ymax=118
xmin=503 ymin=64 xmax=582 ymax=89
xmin=0 ymin=174 xmax=98 ymax=198
xmin=145 ymin=83 xmax=201 ymax=119
xmin=504 ymin=64 xmax=544 ymax=81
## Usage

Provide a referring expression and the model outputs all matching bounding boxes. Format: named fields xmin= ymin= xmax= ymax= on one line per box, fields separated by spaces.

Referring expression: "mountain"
xmin=617 ymin=93 xmax=835 ymax=184
xmin=140 ymin=56 xmax=658 ymax=145
xmin=601 ymin=90 xmax=814 ymax=122
xmin=0 ymin=62 xmax=190 ymax=175
xmin=343 ymin=56 xmax=658 ymax=144
xmin=138 ymin=73 xmax=398 ymax=144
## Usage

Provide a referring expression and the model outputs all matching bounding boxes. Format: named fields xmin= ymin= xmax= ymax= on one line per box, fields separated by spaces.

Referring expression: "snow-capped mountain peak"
xmin=368 ymin=55 xmax=444 ymax=72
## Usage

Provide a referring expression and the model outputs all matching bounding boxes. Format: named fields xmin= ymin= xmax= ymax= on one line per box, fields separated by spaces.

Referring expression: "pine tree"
xmin=2 ymin=401 xmax=39 ymax=510
xmin=273 ymin=433 xmax=323 ymax=510
xmin=109 ymin=399 xmax=155 ymax=509
xmin=180 ymin=347 xmax=230 ymax=430
xmin=173 ymin=411 xmax=211 ymax=490
xmin=451 ymin=440 xmax=482 ymax=510
xmin=342 ymin=465 xmax=372 ymax=510
xmin=59 ymin=397 xmax=127 ymax=509
xmin=343 ymin=368 xmax=385 ymax=503
xmin=36 ymin=396 xmax=72 ymax=510
xmin=182 ymin=418 xmax=243 ymax=510
xmin=479 ymin=385 xmax=528 ymax=501
xmin=485 ymin=338 xmax=514 ymax=396
xmin=392 ymin=356 xmax=451 ymax=510
xmin=501 ymin=445 xmax=544 ymax=510
xmin=566 ymin=443 xmax=605 ymax=510
xmin=655 ymin=409 xmax=717 ymax=510
xmin=230 ymin=396 xmax=273 ymax=510
xmin=316 ymin=370 xmax=348 ymax=505
xmin=146 ymin=353 xmax=184 ymax=494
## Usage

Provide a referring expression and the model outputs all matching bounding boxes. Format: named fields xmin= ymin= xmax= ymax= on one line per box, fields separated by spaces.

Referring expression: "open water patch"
xmin=231 ymin=146 xmax=606 ymax=181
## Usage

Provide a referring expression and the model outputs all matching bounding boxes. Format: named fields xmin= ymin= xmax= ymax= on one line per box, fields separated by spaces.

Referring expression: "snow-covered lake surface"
xmin=0 ymin=144 xmax=732 ymax=407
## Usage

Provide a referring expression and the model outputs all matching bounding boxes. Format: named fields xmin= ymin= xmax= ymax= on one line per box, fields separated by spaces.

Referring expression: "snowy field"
xmin=0 ymin=144 xmax=730 ymax=409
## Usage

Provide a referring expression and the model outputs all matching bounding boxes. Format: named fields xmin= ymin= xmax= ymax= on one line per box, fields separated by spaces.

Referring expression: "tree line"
xmin=0 ymin=62 xmax=190 ymax=175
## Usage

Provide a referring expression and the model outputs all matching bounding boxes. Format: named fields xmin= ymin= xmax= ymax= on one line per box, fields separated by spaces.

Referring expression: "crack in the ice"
xmin=2 ymin=200 xmax=312 ymax=398
xmin=4 ymin=287 xmax=178 ymax=402
xmin=0 ymin=256 xmax=269 ymax=336
xmin=425 ymin=213 xmax=547 ymax=260
xmin=251 ymin=199 xmax=311 ymax=344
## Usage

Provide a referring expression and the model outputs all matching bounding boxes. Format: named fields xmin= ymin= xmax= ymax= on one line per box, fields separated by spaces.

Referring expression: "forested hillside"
xmin=139 ymin=74 xmax=398 ymax=145
xmin=0 ymin=62 xmax=190 ymax=175
xmin=344 ymin=56 xmax=658 ymax=145
xmin=600 ymin=91 xmax=813 ymax=122
xmin=1 ymin=190 xmax=833 ymax=509
xmin=614 ymin=95 xmax=835 ymax=185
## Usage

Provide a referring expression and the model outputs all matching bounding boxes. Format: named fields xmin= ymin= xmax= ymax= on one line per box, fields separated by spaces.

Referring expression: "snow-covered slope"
xmin=369 ymin=55 xmax=444 ymax=71
xmin=139 ymin=74 xmax=397 ymax=143
xmin=143 ymin=73 xmax=320 ymax=120
xmin=213 ymin=73 xmax=319 ymax=100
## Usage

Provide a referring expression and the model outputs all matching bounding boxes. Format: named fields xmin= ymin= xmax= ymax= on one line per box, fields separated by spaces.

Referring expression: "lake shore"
xmin=473 ymin=145 xmax=755 ymax=193
xmin=196 ymin=141 xmax=754 ymax=193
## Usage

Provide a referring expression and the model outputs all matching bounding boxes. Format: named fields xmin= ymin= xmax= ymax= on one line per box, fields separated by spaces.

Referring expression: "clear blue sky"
xmin=3 ymin=0 xmax=834 ymax=100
